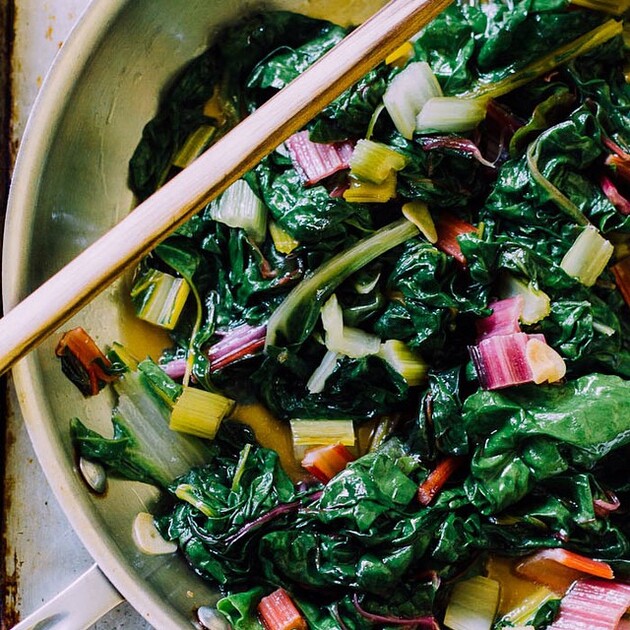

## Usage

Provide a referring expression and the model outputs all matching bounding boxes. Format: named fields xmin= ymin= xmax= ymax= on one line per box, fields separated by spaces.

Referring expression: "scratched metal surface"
xmin=4 ymin=1 xmax=152 ymax=627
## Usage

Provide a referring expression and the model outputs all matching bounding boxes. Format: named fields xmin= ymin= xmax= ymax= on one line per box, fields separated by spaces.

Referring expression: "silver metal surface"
xmin=5 ymin=1 xmax=149 ymax=626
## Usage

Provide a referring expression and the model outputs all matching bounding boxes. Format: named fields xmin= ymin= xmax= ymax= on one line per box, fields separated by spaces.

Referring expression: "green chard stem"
xmin=459 ymin=19 xmax=623 ymax=101
xmin=265 ymin=218 xmax=419 ymax=347
xmin=526 ymin=137 xmax=591 ymax=227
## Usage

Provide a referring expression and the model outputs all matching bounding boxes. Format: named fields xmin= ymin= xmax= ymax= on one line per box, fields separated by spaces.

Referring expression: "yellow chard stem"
xmin=570 ymin=0 xmax=630 ymax=17
xmin=460 ymin=19 xmax=623 ymax=101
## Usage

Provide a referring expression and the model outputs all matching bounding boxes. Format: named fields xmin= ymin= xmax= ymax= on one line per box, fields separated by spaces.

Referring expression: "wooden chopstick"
xmin=0 ymin=0 xmax=453 ymax=375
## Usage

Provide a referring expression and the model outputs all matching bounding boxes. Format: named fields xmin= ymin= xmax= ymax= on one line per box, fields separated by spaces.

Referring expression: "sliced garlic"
xmin=79 ymin=457 xmax=107 ymax=494
xmin=132 ymin=512 xmax=177 ymax=555
xmin=526 ymin=338 xmax=567 ymax=385
xmin=197 ymin=606 xmax=231 ymax=630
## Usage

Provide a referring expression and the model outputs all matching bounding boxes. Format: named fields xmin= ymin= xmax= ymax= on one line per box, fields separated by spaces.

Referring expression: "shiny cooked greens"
xmin=71 ymin=2 xmax=630 ymax=628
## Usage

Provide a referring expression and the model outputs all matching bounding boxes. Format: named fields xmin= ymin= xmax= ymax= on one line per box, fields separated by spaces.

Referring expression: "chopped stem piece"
xmin=344 ymin=171 xmax=398 ymax=203
xmin=593 ymin=492 xmax=620 ymax=518
xmin=301 ymin=443 xmax=356 ymax=483
xmin=209 ymin=338 xmax=266 ymax=372
xmin=434 ymin=212 xmax=478 ymax=265
xmin=352 ymin=267 xmax=381 ymax=294
xmin=383 ymin=61 xmax=443 ymax=139
xmin=331 ymin=326 xmax=381 ymax=357
xmin=306 ymin=350 xmax=340 ymax=394
xmin=269 ymin=219 xmax=300 ymax=254
xmin=290 ymin=418 xmax=356 ymax=460
xmin=592 ymin=321 xmax=616 ymax=337
xmin=207 ymin=323 xmax=267 ymax=372
xmin=385 ymin=41 xmax=414 ymax=66
xmin=469 ymin=332 xmax=565 ymax=390
xmin=161 ymin=358 xmax=188 ymax=380
xmin=402 ymin=201 xmax=438 ymax=243
xmin=349 ymin=139 xmax=408 ymax=184
xmin=131 ymin=268 xmax=191 ymax=330
xmin=56 ymin=327 xmax=120 ymax=396
xmin=378 ymin=339 xmax=428 ymax=386
xmin=321 ymin=294 xmax=381 ymax=358
xmin=417 ymin=456 xmax=464 ymax=506
xmin=560 ymin=225 xmax=614 ymax=287
xmin=498 ymin=273 xmax=551 ymax=325
xmin=600 ymin=174 xmax=630 ymax=216
xmin=526 ymin=338 xmax=567 ymax=384
xmin=416 ymin=97 xmax=487 ymax=133
xmin=499 ymin=584 xmax=555 ymax=627
xmin=285 ymin=130 xmax=354 ymax=185
xmin=367 ymin=414 xmax=400 ymax=453
xmin=476 ymin=296 xmax=524 ymax=341
xmin=169 ymin=386 xmax=235 ymax=439
xmin=516 ymin=549 xmax=614 ymax=595
xmin=549 ymin=579 xmax=630 ymax=630
xmin=321 ymin=293 xmax=344 ymax=341
xmin=443 ymin=576 xmax=500 ymax=630
xmin=172 ymin=124 xmax=216 ymax=169
xmin=603 ymin=136 xmax=630 ymax=160
xmin=210 ymin=179 xmax=268 ymax=244
xmin=606 ymin=154 xmax=630 ymax=185
xmin=258 ymin=588 xmax=307 ymax=630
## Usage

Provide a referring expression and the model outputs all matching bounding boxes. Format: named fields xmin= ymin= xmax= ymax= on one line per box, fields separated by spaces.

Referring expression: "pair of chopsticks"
xmin=0 ymin=0 xmax=452 ymax=375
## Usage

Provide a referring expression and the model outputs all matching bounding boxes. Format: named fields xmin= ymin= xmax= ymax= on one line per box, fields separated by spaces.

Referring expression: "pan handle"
xmin=10 ymin=563 xmax=124 ymax=630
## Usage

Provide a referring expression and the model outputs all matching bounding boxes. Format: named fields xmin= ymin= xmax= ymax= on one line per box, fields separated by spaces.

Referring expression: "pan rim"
xmin=3 ymin=1 xmax=195 ymax=627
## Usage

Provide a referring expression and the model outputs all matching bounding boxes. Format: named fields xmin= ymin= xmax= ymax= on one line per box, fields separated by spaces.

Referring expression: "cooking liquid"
xmin=486 ymin=555 xmax=555 ymax=622
xmin=118 ymin=279 xmax=317 ymax=481
xmin=118 ymin=273 xmax=173 ymax=362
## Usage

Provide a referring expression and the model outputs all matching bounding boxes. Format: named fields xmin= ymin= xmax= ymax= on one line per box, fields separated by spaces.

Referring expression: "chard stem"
xmin=265 ymin=219 xmax=419 ymax=347
xmin=459 ymin=19 xmax=623 ymax=101
xmin=526 ymin=137 xmax=591 ymax=227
